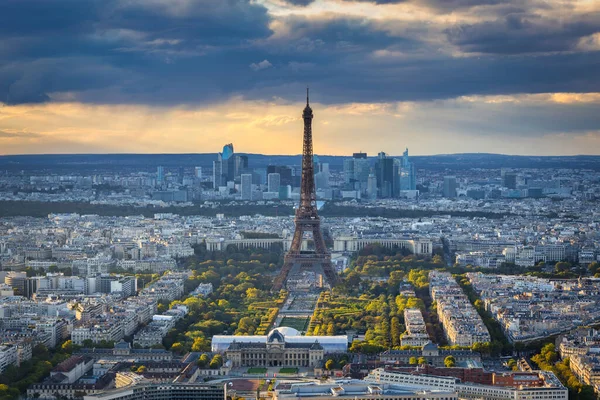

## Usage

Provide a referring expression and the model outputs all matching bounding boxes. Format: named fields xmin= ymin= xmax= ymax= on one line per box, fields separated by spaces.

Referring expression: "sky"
xmin=0 ymin=0 xmax=599 ymax=156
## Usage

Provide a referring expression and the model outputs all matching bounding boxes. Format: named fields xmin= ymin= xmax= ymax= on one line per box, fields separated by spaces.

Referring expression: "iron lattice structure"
xmin=272 ymin=90 xmax=339 ymax=291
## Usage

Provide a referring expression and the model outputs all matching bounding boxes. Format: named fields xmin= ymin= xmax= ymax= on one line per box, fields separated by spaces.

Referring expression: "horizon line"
xmin=0 ymin=152 xmax=599 ymax=158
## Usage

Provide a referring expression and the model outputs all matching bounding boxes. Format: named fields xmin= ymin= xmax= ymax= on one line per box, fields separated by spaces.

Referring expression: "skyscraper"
xmin=156 ymin=166 xmax=164 ymax=186
xmin=267 ymin=165 xmax=293 ymax=186
xmin=443 ymin=176 xmax=457 ymax=198
xmin=241 ymin=174 xmax=252 ymax=200
xmin=354 ymin=158 xmax=370 ymax=187
xmin=343 ymin=159 xmax=355 ymax=185
xmin=400 ymin=148 xmax=417 ymax=191
xmin=268 ymin=173 xmax=281 ymax=193
xmin=367 ymin=173 xmax=377 ymax=199
xmin=195 ymin=167 xmax=202 ymax=179
xmin=502 ymin=170 xmax=517 ymax=189
xmin=178 ymin=166 xmax=184 ymax=184
xmin=222 ymin=143 xmax=234 ymax=160
xmin=375 ymin=152 xmax=395 ymax=198
xmin=213 ymin=160 xmax=223 ymax=188
xmin=344 ymin=153 xmax=370 ymax=192
xmin=234 ymin=154 xmax=249 ymax=180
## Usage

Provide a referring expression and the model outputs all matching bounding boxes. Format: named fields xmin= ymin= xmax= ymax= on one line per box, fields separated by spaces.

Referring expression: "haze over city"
xmin=1 ymin=0 xmax=599 ymax=155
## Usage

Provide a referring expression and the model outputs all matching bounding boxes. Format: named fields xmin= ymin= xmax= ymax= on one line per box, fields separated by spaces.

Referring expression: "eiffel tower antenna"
xmin=272 ymin=90 xmax=338 ymax=292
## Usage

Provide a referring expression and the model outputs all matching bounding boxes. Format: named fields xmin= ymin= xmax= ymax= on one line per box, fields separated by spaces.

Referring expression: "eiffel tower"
xmin=272 ymin=89 xmax=339 ymax=291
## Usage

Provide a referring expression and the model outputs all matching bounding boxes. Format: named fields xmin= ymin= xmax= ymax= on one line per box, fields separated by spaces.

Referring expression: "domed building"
xmin=213 ymin=327 xmax=347 ymax=368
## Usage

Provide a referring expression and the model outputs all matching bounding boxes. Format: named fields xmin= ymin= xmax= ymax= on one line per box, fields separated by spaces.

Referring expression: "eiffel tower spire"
xmin=272 ymin=90 xmax=338 ymax=292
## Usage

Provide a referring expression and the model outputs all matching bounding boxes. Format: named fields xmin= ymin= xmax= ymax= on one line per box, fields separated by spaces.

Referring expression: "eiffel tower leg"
xmin=311 ymin=226 xmax=327 ymax=255
xmin=288 ymin=225 xmax=305 ymax=254
xmin=273 ymin=258 xmax=293 ymax=292
xmin=273 ymin=228 xmax=304 ymax=291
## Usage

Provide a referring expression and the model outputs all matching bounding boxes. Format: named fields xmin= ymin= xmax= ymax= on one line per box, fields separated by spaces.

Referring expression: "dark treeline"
xmin=0 ymin=200 xmax=510 ymax=220
xmin=0 ymin=201 xmax=293 ymax=218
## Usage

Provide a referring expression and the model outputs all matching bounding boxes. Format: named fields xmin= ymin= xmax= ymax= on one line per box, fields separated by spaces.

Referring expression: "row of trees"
xmin=531 ymin=344 xmax=595 ymax=400
xmin=456 ymin=275 xmax=513 ymax=355
xmin=161 ymin=246 xmax=286 ymax=356
xmin=312 ymin=246 xmax=443 ymax=353
xmin=0 ymin=341 xmax=74 ymax=399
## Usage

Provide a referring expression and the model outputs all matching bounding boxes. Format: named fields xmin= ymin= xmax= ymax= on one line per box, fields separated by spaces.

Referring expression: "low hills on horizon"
xmin=0 ymin=152 xmax=599 ymax=172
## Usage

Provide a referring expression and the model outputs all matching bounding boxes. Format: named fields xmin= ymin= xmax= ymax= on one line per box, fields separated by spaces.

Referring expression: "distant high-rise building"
xmin=268 ymin=173 xmax=281 ymax=193
xmin=253 ymin=168 xmax=267 ymax=185
xmin=502 ymin=171 xmax=517 ymax=189
xmin=354 ymin=158 xmax=370 ymax=193
xmin=213 ymin=160 xmax=223 ymax=188
xmin=195 ymin=167 xmax=202 ymax=179
xmin=314 ymin=171 xmax=329 ymax=190
xmin=234 ymin=155 xmax=249 ymax=180
xmin=267 ymin=165 xmax=293 ymax=186
xmin=178 ymin=167 xmax=184 ymax=184
xmin=343 ymin=159 xmax=355 ymax=184
xmin=344 ymin=153 xmax=370 ymax=190
xmin=375 ymin=152 xmax=395 ymax=198
xmin=321 ymin=163 xmax=330 ymax=176
xmin=215 ymin=143 xmax=250 ymax=185
xmin=156 ymin=166 xmax=164 ymax=185
xmin=400 ymin=148 xmax=417 ymax=191
xmin=217 ymin=143 xmax=248 ymax=183
xmin=443 ymin=176 xmax=457 ymax=198
xmin=222 ymin=143 xmax=234 ymax=160
xmin=241 ymin=174 xmax=252 ymax=200
xmin=367 ymin=173 xmax=377 ymax=199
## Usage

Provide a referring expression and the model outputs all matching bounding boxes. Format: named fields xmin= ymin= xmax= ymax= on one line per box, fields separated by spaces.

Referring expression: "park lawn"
xmin=280 ymin=316 xmax=310 ymax=332
xmin=279 ymin=367 xmax=299 ymax=374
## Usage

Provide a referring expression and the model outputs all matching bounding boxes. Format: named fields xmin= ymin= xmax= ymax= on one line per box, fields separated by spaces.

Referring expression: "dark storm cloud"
xmin=239 ymin=50 xmax=600 ymax=105
xmin=267 ymin=16 xmax=412 ymax=53
xmin=279 ymin=0 xmax=316 ymax=6
xmin=0 ymin=0 xmax=599 ymax=106
xmin=340 ymin=0 xmax=505 ymax=9
xmin=0 ymin=0 xmax=273 ymax=104
xmin=446 ymin=12 xmax=600 ymax=54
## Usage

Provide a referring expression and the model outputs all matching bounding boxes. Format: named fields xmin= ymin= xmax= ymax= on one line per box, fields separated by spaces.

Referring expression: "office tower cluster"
xmin=343 ymin=148 xmax=417 ymax=199
xmin=213 ymin=143 xmax=249 ymax=188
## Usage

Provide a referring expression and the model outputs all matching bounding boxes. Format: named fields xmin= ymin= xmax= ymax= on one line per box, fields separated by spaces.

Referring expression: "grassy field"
xmin=247 ymin=367 xmax=268 ymax=374
xmin=280 ymin=316 xmax=310 ymax=332
xmin=279 ymin=367 xmax=299 ymax=374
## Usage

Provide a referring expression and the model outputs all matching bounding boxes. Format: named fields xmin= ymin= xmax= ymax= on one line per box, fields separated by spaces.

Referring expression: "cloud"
xmin=0 ymin=0 xmax=598 ymax=107
xmin=279 ymin=0 xmax=316 ymax=6
xmin=250 ymin=59 xmax=273 ymax=71
xmin=0 ymin=130 xmax=42 ymax=138
xmin=445 ymin=12 xmax=600 ymax=54
xmin=577 ymin=33 xmax=600 ymax=51
xmin=0 ymin=0 xmax=273 ymax=104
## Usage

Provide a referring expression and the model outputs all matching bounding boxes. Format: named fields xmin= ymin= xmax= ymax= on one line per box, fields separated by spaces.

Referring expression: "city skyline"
xmin=0 ymin=0 xmax=599 ymax=156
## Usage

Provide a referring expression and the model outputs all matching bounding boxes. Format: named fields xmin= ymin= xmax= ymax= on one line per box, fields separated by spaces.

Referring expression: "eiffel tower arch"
xmin=272 ymin=89 xmax=339 ymax=292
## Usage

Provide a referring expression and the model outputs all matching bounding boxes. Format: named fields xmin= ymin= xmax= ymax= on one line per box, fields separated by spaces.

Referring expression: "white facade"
xmin=0 ymin=344 xmax=18 ymax=373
